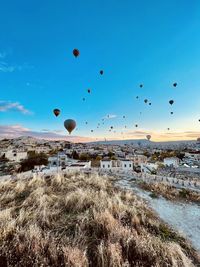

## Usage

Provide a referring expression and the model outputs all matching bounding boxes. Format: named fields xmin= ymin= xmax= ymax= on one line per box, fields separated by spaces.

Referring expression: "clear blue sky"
xmin=1 ymin=0 xmax=200 ymax=141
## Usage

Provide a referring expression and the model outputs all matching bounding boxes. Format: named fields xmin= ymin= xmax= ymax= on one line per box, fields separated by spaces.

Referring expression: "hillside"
xmin=0 ymin=172 xmax=199 ymax=266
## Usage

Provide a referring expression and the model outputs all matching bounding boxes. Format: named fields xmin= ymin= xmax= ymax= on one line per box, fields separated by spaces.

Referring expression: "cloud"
xmin=103 ymin=114 xmax=117 ymax=120
xmin=0 ymin=61 xmax=33 ymax=73
xmin=0 ymin=125 xmax=94 ymax=143
xmin=0 ymin=101 xmax=32 ymax=114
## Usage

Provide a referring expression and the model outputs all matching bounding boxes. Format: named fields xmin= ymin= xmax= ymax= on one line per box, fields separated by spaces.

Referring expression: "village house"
xmin=3 ymin=149 xmax=28 ymax=162
xmin=100 ymin=159 xmax=133 ymax=171
xmin=164 ymin=157 xmax=180 ymax=168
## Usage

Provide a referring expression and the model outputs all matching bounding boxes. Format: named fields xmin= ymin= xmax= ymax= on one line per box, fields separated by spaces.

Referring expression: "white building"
xmin=121 ymin=159 xmax=133 ymax=170
xmin=126 ymin=154 xmax=147 ymax=167
xmin=100 ymin=159 xmax=112 ymax=169
xmin=64 ymin=161 xmax=91 ymax=171
xmin=164 ymin=157 xmax=180 ymax=168
xmin=100 ymin=159 xmax=133 ymax=171
xmin=4 ymin=150 xmax=28 ymax=162
xmin=141 ymin=162 xmax=159 ymax=174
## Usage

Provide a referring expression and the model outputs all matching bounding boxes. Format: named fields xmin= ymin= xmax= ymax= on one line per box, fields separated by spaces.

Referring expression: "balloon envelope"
xmin=169 ymin=100 xmax=174 ymax=105
xmin=53 ymin=109 xmax=60 ymax=117
xmin=73 ymin=49 xmax=79 ymax=57
xmin=100 ymin=70 xmax=104 ymax=75
xmin=64 ymin=119 xmax=76 ymax=134
xmin=146 ymin=135 xmax=151 ymax=141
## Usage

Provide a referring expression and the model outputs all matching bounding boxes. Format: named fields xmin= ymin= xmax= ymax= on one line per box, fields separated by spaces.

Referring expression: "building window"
xmin=124 ymin=164 xmax=126 ymax=167
xmin=108 ymin=165 xmax=110 ymax=168
xmin=103 ymin=165 xmax=105 ymax=168
xmin=129 ymin=164 xmax=131 ymax=167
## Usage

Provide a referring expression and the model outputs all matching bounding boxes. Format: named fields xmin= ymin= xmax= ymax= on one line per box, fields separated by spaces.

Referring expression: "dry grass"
xmin=139 ymin=181 xmax=200 ymax=203
xmin=0 ymin=172 xmax=199 ymax=267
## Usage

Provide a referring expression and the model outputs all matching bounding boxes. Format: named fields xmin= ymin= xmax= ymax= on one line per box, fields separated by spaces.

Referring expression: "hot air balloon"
xmin=140 ymin=84 xmax=143 ymax=88
xmin=173 ymin=82 xmax=177 ymax=87
xmin=53 ymin=109 xmax=60 ymax=117
xmin=87 ymin=89 xmax=91 ymax=94
xmin=110 ymin=126 xmax=113 ymax=129
xmin=135 ymin=124 xmax=138 ymax=127
xmin=82 ymin=98 xmax=85 ymax=101
xmin=136 ymin=96 xmax=139 ymax=99
xmin=149 ymin=103 xmax=151 ymax=106
xmin=170 ymin=112 xmax=174 ymax=115
xmin=64 ymin=119 xmax=76 ymax=134
xmin=123 ymin=115 xmax=126 ymax=119
xmin=91 ymin=130 xmax=94 ymax=132
xmin=169 ymin=100 xmax=174 ymax=105
xmin=167 ymin=128 xmax=170 ymax=131
xmin=85 ymin=121 xmax=88 ymax=124
xmin=144 ymin=99 xmax=148 ymax=104
xmin=73 ymin=49 xmax=79 ymax=57
xmin=146 ymin=135 xmax=151 ymax=141
xmin=100 ymin=70 xmax=104 ymax=75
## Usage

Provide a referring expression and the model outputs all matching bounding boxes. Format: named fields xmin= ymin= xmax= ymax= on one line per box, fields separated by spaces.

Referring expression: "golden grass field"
xmin=0 ymin=172 xmax=199 ymax=266
xmin=139 ymin=181 xmax=200 ymax=203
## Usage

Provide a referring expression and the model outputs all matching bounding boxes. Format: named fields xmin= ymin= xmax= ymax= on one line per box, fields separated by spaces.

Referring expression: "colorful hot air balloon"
xmin=167 ymin=128 xmax=170 ymax=131
xmin=53 ymin=109 xmax=60 ymax=117
xmin=170 ymin=112 xmax=174 ymax=115
xmin=91 ymin=130 xmax=94 ymax=132
xmin=144 ymin=99 xmax=148 ymax=104
xmin=64 ymin=119 xmax=76 ymax=134
xmin=136 ymin=96 xmax=139 ymax=99
xmin=169 ymin=100 xmax=174 ymax=105
xmin=173 ymin=82 xmax=177 ymax=87
xmin=82 ymin=98 xmax=85 ymax=101
xmin=110 ymin=126 xmax=113 ymax=129
xmin=146 ymin=135 xmax=151 ymax=141
xmin=140 ymin=84 xmax=143 ymax=88
xmin=149 ymin=103 xmax=151 ymax=106
xmin=73 ymin=49 xmax=80 ymax=57
xmin=135 ymin=124 xmax=138 ymax=127
xmin=100 ymin=70 xmax=104 ymax=75
xmin=123 ymin=115 xmax=126 ymax=119
xmin=87 ymin=89 xmax=91 ymax=94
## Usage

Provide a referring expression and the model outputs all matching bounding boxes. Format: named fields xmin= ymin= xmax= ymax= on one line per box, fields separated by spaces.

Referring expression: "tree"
xmin=96 ymin=155 xmax=102 ymax=161
xmin=71 ymin=150 xmax=79 ymax=160
xmin=79 ymin=153 xmax=89 ymax=161
xmin=19 ymin=152 xmax=48 ymax=172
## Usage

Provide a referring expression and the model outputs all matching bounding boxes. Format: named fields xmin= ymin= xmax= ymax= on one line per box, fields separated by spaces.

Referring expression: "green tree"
xmin=79 ymin=153 xmax=89 ymax=161
xmin=20 ymin=153 xmax=48 ymax=172
xmin=72 ymin=150 xmax=79 ymax=160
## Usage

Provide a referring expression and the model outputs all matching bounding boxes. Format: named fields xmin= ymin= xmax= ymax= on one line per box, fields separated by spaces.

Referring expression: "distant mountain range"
xmin=89 ymin=139 xmax=198 ymax=149
xmin=1 ymin=136 xmax=198 ymax=149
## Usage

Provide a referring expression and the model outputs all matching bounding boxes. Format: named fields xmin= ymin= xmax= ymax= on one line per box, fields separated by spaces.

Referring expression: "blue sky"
xmin=1 ymin=0 xmax=200 ymax=141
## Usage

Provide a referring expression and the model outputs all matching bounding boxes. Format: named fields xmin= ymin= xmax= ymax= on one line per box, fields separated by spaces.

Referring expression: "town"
xmin=1 ymin=136 xmax=200 ymax=190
